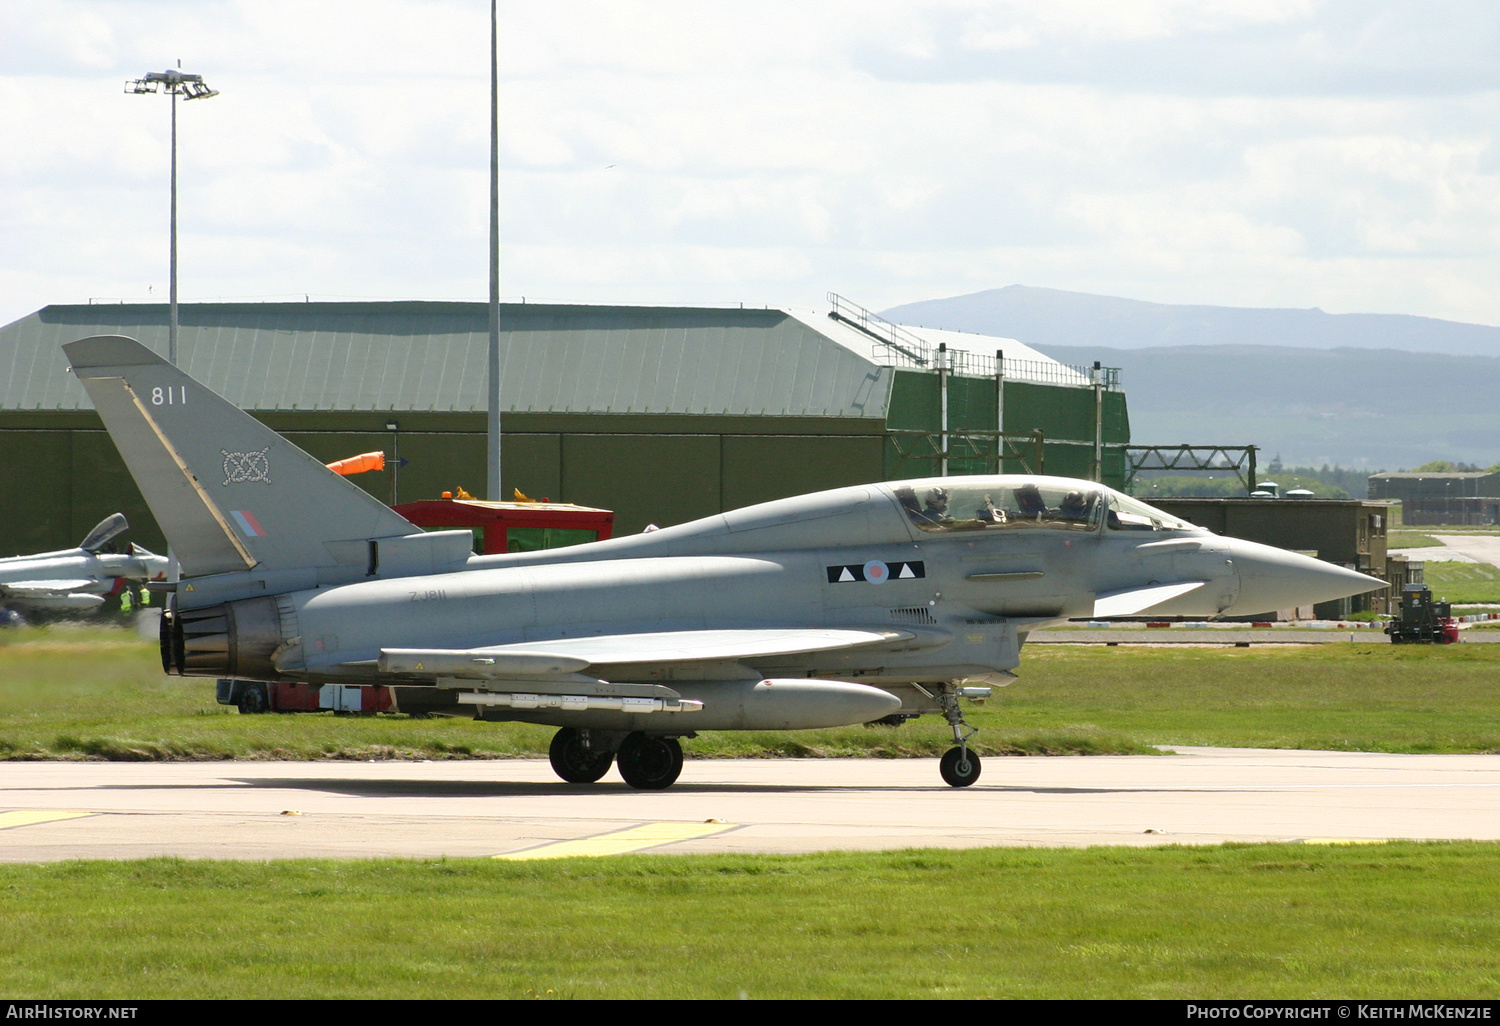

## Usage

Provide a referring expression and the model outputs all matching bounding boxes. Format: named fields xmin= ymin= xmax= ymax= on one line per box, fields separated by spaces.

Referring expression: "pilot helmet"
xmin=926 ymin=487 xmax=949 ymax=510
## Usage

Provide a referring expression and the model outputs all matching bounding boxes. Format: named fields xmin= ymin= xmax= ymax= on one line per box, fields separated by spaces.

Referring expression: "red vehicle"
xmin=393 ymin=497 xmax=613 ymax=555
xmin=218 ymin=496 xmax=615 ymax=714
xmin=217 ymin=679 xmax=396 ymax=715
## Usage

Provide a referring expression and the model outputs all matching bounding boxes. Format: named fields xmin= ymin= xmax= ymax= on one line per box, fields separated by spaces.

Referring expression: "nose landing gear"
xmin=939 ymin=744 xmax=981 ymax=787
xmin=935 ymin=682 xmax=982 ymax=787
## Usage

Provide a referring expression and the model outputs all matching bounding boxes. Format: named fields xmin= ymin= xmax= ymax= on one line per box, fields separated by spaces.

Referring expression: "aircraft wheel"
xmin=940 ymin=746 xmax=981 ymax=787
xmin=235 ymin=683 xmax=269 ymax=715
xmin=617 ymin=733 xmax=683 ymax=790
xmin=548 ymin=728 xmax=614 ymax=784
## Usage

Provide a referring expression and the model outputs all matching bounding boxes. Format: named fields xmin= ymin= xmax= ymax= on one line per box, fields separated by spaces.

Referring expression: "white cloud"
xmin=5 ymin=0 xmax=1500 ymax=329
xmin=960 ymin=0 xmax=1314 ymax=50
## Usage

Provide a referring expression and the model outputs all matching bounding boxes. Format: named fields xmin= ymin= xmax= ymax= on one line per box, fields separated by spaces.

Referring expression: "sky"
xmin=5 ymin=0 xmax=1500 ymax=329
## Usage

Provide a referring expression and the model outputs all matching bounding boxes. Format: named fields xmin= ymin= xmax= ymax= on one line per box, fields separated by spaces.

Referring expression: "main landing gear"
xmin=547 ymin=728 xmax=684 ymax=790
xmin=549 ymin=727 xmax=615 ymax=783
xmin=617 ymin=733 xmax=683 ymax=790
xmin=935 ymin=682 xmax=982 ymax=788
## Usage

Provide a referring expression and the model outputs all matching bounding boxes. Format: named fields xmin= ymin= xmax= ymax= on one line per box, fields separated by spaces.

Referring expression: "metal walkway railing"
xmin=826 ymin=292 xmax=1119 ymax=389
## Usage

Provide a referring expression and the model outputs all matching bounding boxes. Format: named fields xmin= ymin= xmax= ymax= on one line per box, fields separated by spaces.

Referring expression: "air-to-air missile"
xmin=64 ymin=335 xmax=1383 ymax=789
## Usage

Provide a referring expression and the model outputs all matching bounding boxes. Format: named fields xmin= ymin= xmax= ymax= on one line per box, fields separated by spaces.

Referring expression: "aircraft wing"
xmin=1092 ymin=581 xmax=1206 ymax=618
xmin=377 ymin=627 xmax=921 ymax=678
xmin=1 ymin=580 xmax=100 ymax=597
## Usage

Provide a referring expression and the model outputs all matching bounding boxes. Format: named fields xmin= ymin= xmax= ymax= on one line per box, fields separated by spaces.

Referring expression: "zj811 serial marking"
xmin=411 ymin=589 xmax=448 ymax=602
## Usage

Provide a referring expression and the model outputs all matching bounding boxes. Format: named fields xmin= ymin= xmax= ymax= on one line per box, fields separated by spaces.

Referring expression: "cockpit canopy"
xmin=892 ymin=479 xmax=1199 ymax=535
xmin=1104 ymin=491 xmax=1198 ymax=532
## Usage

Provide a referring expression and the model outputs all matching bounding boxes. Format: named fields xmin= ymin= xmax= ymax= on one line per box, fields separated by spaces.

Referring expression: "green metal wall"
xmin=0 ymin=371 xmax=1130 ymax=556
xmin=0 ymin=412 xmax=887 ymax=554
xmin=882 ymin=371 xmax=1130 ymax=486
xmin=0 ymin=423 xmax=145 ymax=556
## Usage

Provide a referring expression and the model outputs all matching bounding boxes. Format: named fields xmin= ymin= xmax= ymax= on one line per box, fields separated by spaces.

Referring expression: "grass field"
xmin=1388 ymin=530 xmax=1443 ymax=548
xmin=4 ymin=626 xmax=1500 ymax=758
xmin=2 ymin=843 xmax=1498 ymax=998
xmin=1421 ymin=561 xmax=1500 ymax=604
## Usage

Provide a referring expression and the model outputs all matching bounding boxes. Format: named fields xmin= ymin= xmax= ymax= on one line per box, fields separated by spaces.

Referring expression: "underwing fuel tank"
xmin=16 ymin=593 xmax=106 ymax=612
xmin=668 ymin=679 xmax=901 ymax=730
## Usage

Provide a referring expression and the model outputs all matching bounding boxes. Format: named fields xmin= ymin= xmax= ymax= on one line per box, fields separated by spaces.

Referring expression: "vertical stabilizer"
xmin=64 ymin=335 xmax=419 ymax=578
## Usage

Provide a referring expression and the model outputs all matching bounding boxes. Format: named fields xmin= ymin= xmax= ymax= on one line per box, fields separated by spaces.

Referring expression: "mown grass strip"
xmin=1388 ymin=531 xmax=1443 ymax=548
xmin=1 ymin=843 xmax=1498 ymax=999
xmin=1422 ymin=561 xmax=1500 ymax=604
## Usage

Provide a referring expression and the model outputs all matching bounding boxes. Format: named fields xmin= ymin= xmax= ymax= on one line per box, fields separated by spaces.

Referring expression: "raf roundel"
xmin=825 ymin=560 xmax=925 ymax=584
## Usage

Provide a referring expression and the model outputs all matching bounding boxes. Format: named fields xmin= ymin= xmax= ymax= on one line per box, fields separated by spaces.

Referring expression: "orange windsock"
xmin=326 ymin=451 xmax=386 ymax=476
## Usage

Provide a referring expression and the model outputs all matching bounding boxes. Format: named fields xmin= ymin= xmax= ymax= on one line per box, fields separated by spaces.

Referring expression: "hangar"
xmin=1368 ymin=470 xmax=1500 ymax=526
xmin=0 ymin=297 xmax=1128 ymax=554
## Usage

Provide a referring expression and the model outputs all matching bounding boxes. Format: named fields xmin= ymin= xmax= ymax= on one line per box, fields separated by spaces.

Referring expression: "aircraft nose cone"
xmin=1224 ymin=538 xmax=1386 ymax=616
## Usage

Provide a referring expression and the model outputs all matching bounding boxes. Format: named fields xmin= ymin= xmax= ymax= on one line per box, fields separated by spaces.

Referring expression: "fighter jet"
xmin=0 ymin=513 xmax=168 ymax=616
xmin=64 ymin=335 xmax=1382 ymax=788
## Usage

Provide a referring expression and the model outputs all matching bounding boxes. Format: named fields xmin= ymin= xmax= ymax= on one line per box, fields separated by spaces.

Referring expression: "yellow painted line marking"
xmin=496 ymin=821 xmax=737 ymax=860
xmin=0 ymin=811 xmax=94 ymax=831
xmin=1302 ymin=838 xmax=1390 ymax=846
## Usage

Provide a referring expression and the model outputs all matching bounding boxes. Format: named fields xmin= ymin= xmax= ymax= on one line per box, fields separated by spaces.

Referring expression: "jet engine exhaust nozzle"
xmin=161 ymin=596 xmax=283 ymax=679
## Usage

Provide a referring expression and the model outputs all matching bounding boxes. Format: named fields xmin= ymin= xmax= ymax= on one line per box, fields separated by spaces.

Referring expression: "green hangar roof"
xmin=0 ymin=298 xmax=1101 ymax=418
xmin=0 ymin=301 xmax=907 ymax=419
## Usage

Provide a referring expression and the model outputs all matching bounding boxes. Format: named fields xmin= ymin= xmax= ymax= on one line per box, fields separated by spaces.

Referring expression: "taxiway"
xmin=3 ymin=747 xmax=1498 ymax=861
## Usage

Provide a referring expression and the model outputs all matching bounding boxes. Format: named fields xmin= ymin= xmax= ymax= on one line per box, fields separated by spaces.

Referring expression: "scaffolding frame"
xmin=1124 ymin=444 xmax=1259 ymax=494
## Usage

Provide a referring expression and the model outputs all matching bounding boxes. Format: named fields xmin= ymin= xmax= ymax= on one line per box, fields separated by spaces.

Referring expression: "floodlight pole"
xmin=487 ymin=0 xmax=503 ymax=500
xmin=169 ymin=84 xmax=179 ymax=366
xmin=126 ymin=67 xmax=218 ymax=366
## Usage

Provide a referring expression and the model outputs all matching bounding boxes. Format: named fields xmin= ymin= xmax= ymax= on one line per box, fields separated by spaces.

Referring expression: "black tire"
xmin=940 ymin=746 xmax=981 ymax=787
xmin=616 ymin=733 xmax=683 ymax=790
xmin=548 ymin=728 xmax=614 ymax=784
xmin=235 ymin=683 xmax=269 ymax=715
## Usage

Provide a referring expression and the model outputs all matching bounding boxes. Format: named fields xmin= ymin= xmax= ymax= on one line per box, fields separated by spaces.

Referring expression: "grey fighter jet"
xmin=64 ymin=335 xmax=1383 ymax=788
xmin=0 ymin=513 xmax=168 ymax=616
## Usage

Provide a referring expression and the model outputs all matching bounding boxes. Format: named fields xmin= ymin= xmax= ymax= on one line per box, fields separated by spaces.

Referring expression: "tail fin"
xmin=64 ymin=336 xmax=419 ymax=578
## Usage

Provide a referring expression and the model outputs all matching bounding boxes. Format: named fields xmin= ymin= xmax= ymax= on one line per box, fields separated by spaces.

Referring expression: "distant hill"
xmin=882 ymin=285 xmax=1500 ymax=358
xmin=1030 ymin=344 xmax=1500 ymax=472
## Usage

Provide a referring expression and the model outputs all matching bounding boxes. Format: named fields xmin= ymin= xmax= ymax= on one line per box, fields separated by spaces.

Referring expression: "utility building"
xmin=0 ymin=298 xmax=1128 ymax=554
